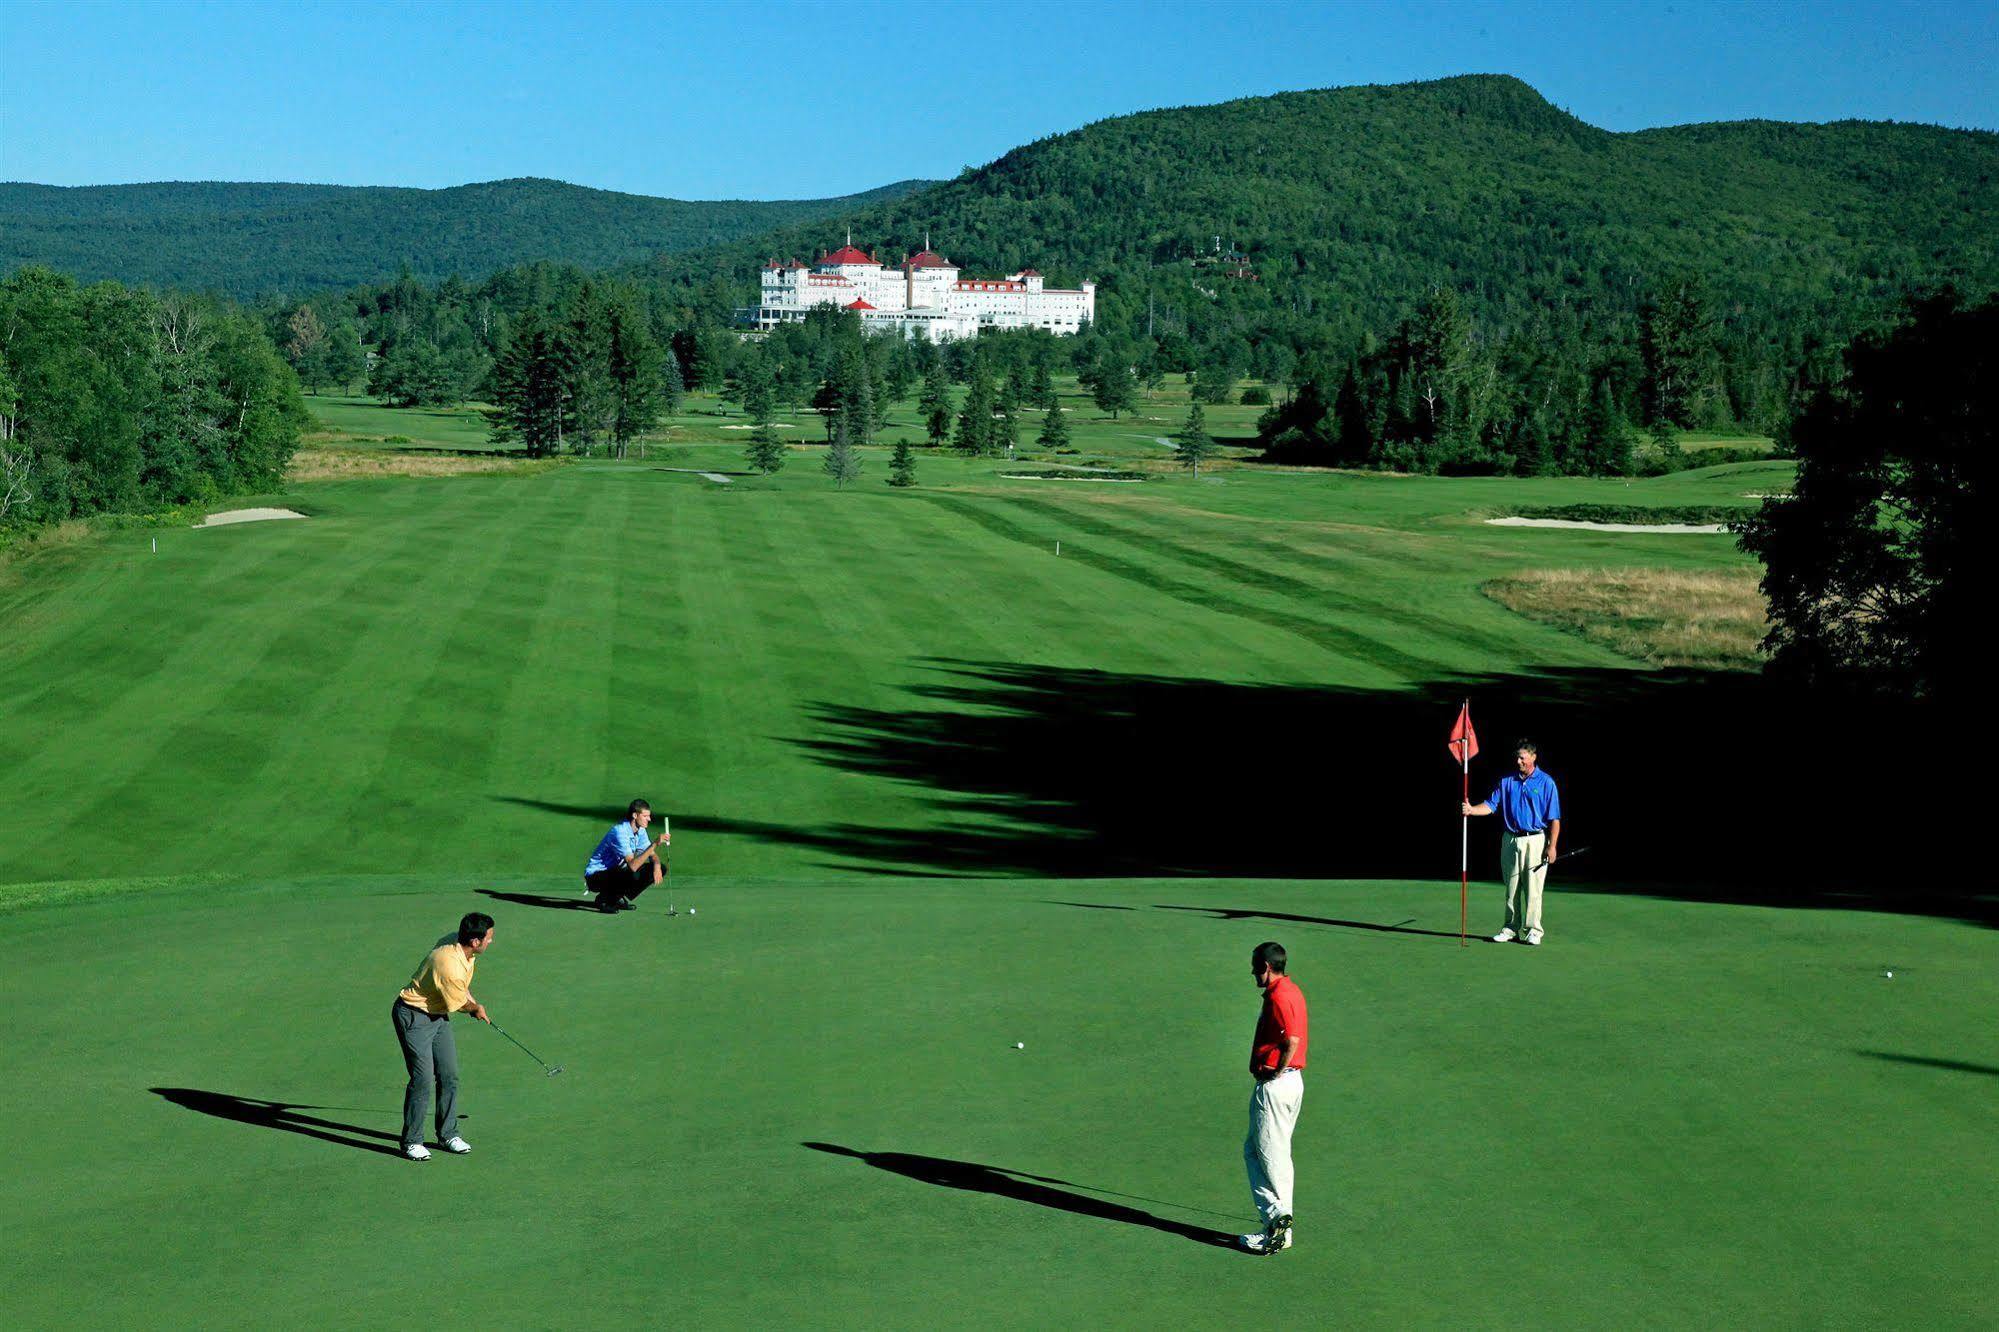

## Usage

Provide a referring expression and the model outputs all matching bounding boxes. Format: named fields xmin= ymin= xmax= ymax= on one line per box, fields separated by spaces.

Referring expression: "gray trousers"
xmin=392 ymin=1000 xmax=459 ymax=1147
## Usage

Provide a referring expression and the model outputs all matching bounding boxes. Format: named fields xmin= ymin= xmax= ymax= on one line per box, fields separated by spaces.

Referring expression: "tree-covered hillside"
xmin=641 ymin=75 xmax=1997 ymax=348
xmin=0 ymin=176 xmax=934 ymax=298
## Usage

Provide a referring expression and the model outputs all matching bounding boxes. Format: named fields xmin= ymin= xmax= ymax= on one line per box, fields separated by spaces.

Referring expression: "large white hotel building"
xmin=746 ymin=240 xmax=1095 ymax=342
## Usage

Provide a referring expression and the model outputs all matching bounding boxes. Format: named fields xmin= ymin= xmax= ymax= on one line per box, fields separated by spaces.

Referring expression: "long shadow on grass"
xmin=477 ymin=888 xmax=600 ymax=912
xmin=682 ymin=659 xmax=1990 ymax=925
xmin=803 ymin=1143 xmax=1236 ymax=1248
xmin=150 ymin=1088 xmax=405 ymax=1157
xmin=1152 ymin=903 xmax=1469 ymax=940
xmin=1858 ymin=1051 xmax=1999 ymax=1078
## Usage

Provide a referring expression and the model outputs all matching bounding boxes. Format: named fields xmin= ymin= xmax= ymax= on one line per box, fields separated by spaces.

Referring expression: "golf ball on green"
xmin=1014 ymin=1042 xmax=1025 ymax=1049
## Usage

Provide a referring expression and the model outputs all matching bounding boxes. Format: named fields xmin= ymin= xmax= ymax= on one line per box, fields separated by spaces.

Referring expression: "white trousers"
xmin=1243 ymin=1069 xmax=1304 ymax=1224
xmin=1501 ymin=831 xmax=1547 ymax=934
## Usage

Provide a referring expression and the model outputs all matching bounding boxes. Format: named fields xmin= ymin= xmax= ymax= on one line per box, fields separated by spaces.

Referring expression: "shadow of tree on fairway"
xmin=150 ymin=1088 xmax=406 ymax=1158
xmin=491 ymin=796 xmax=623 ymax=824
xmin=476 ymin=888 xmax=601 ymax=913
xmin=1151 ymin=903 xmax=1471 ymax=941
xmin=802 ymin=1142 xmax=1238 ymax=1248
xmin=1858 ymin=1051 xmax=1999 ymax=1078
xmin=682 ymin=659 xmax=1989 ymax=926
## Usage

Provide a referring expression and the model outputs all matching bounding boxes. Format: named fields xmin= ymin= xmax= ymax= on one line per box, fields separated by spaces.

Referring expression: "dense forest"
xmin=0 ymin=268 xmax=306 ymax=526
xmin=0 ymin=177 xmax=933 ymax=298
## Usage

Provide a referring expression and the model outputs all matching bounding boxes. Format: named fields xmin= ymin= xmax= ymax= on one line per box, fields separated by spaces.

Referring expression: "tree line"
xmin=1 ymin=267 xmax=306 ymax=529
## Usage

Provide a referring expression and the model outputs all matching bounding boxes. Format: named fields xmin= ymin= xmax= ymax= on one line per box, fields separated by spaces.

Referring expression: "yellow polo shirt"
xmin=398 ymin=942 xmax=476 ymax=1016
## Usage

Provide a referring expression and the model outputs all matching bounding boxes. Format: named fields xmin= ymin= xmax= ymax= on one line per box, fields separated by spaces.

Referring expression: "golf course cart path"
xmin=195 ymin=508 xmax=308 ymax=527
xmin=1485 ymin=516 xmax=1728 ymax=534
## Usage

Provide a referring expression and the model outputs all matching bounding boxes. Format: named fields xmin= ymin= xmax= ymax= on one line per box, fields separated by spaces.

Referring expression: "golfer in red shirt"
xmin=1240 ymin=941 xmax=1307 ymax=1255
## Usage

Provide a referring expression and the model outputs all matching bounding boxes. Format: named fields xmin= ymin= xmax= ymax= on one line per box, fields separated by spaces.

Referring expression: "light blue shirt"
xmin=1486 ymin=768 xmax=1561 ymax=835
xmin=585 ymin=820 xmax=648 ymax=875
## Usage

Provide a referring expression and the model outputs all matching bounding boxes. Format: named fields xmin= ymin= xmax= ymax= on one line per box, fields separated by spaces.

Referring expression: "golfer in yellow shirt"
xmin=392 ymin=912 xmax=494 ymax=1161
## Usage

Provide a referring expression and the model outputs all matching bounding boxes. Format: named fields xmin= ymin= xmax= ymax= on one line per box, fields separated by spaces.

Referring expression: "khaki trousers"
xmin=1243 ymin=1069 xmax=1304 ymax=1224
xmin=1501 ymin=831 xmax=1547 ymax=934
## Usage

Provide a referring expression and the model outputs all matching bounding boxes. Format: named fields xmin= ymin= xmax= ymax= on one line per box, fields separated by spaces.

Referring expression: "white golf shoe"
xmin=1525 ymin=929 xmax=1544 ymax=946
xmin=1491 ymin=928 xmax=1517 ymax=943
xmin=443 ymin=1136 xmax=471 ymax=1154
xmin=403 ymin=1143 xmax=431 ymax=1162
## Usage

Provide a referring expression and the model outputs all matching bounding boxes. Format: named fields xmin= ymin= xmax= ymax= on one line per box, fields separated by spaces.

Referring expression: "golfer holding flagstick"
xmin=1462 ymin=739 xmax=1561 ymax=945
xmin=583 ymin=798 xmax=670 ymax=914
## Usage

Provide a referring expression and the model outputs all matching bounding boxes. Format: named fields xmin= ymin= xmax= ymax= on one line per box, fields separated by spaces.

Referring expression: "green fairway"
xmin=4 ymin=446 xmax=1992 ymax=1327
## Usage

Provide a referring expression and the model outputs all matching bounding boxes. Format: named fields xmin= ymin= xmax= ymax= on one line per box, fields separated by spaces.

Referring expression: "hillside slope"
xmin=0 ymin=176 xmax=934 ymax=297
xmin=643 ymin=76 xmax=1998 ymax=340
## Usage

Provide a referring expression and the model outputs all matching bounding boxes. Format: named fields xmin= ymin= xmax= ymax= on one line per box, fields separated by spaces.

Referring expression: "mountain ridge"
xmin=0 ymin=176 xmax=937 ymax=296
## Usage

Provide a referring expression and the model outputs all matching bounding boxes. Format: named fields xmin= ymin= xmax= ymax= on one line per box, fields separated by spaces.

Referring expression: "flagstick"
xmin=1460 ymin=699 xmax=1469 ymax=947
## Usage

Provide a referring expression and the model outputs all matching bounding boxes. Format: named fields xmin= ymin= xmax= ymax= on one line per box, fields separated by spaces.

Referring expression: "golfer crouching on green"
xmin=583 ymin=798 xmax=669 ymax=913
xmin=392 ymin=912 xmax=494 ymax=1161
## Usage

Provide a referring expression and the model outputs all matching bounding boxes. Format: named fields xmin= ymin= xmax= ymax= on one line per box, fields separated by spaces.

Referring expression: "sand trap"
xmin=1485 ymin=516 xmax=1728 ymax=534
xmin=655 ymin=468 xmax=735 ymax=484
xmin=196 ymin=508 xmax=307 ymax=527
xmin=718 ymin=423 xmax=795 ymax=430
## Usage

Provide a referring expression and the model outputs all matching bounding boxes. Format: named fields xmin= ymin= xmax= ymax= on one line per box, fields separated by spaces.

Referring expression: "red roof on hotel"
xmin=904 ymin=250 xmax=953 ymax=268
xmin=821 ymin=245 xmax=879 ymax=265
xmin=846 ymin=298 xmax=877 ymax=310
xmin=1016 ymin=268 xmax=1042 ymax=277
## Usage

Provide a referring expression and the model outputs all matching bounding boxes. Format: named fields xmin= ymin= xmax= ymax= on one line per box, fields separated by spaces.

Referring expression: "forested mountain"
xmin=641 ymin=75 xmax=1997 ymax=351
xmin=0 ymin=176 xmax=934 ymax=298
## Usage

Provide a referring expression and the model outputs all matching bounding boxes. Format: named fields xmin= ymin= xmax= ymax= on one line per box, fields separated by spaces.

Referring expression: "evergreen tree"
xmin=888 ymin=438 xmax=918 ymax=487
xmin=1175 ymin=401 xmax=1217 ymax=476
xmin=824 ymin=411 xmax=861 ymax=488
xmin=1091 ymin=359 xmax=1136 ymax=419
xmin=919 ymin=359 xmax=953 ymax=446
xmin=604 ymin=297 xmax=665 ymax=459
xmin=1029 ymin=359 xmax=1056 ymax=411
xmin=486 ymin=312 xmax=573 ymax=456
xmin=743 ymin=350 xmax=785 ymax=475
xmin=1037 ymin=395 xmax=1070 ymax=451
xmin=955 ymin=354 xmax=997 ymax=455
xmin=1640 ymin=279 xmax=1720 ymax=428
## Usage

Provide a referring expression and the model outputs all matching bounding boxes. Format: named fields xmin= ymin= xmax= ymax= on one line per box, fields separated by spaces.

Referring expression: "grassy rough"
xmin=1483 ymin=566 xmax=1768 ymax=669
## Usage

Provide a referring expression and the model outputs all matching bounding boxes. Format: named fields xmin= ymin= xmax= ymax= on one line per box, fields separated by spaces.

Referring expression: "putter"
xmin=488 ymin=1021 xmax=563 ymax=1076
xmin=1542 ymin=845 xmax=1590 ymax=871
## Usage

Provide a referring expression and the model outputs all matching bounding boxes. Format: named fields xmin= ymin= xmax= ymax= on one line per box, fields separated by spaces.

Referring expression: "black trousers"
xmin=585 ymin=863 xmax=653 ymax=904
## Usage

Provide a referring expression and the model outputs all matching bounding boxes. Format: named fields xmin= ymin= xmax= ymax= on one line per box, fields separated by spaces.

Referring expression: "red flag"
xmin=1446 ymin=702 xmax=1478 ymax=765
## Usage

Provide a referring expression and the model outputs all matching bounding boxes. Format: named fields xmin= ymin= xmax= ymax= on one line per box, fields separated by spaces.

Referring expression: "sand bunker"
xmin=655 ymin=468 xmax=735 ymax=484
xmin=196 ymin=508 xmax=307 ymax=527
xmin=1485 ymin=516 xmax=1727 ymax=534
xmin=718 ymin=423 xmax=795 ymax=430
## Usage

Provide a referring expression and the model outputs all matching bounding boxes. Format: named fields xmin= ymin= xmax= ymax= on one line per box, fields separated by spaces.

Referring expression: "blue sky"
xmin=2 ymin=0 xmax=1992 ymax=198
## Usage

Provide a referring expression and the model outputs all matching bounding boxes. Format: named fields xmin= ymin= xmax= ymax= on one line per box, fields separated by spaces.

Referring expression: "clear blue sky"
xmin=2 ymin=0 xmax=1992 ymax=198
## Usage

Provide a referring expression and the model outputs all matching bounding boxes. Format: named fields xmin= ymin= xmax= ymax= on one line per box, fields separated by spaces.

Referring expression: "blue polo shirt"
xmin=585 ymin=820 xmax=649 ymax=875
xmin=1486 ymin=768 xmax=1561 ymax=835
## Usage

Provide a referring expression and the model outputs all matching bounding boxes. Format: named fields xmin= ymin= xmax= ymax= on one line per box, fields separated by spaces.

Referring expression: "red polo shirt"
xmin=1251 ymin=974 xmax=1309 ymax=1072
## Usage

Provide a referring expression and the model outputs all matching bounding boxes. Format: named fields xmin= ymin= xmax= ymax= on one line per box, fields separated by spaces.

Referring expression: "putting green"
xmin=3 ymin=444 xmax=1992 ymax=1325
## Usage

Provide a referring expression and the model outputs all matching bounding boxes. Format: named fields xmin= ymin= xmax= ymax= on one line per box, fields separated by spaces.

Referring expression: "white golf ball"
xmin=1014 ymin=1042 xmax=1025 ymax=1050
xmin=687 ymin=908 xmax=695 ymax=915
xmin=1883 ymin=970 xmax=1892 ymax=978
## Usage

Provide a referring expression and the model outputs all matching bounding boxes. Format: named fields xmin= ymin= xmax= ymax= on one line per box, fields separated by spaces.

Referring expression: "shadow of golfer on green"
xmin=804 ymin=1142 xmax=1237 ymax=1248
xmin=151 ymin=1087 xmax=408 ymax=1158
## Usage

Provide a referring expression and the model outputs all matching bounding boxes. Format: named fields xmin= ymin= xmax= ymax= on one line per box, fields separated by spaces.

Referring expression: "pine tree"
xmin=1037 ymin=395 xmax=1070 ymax=451
xmin=1176 ymin=402 xmax=1217 ymax=477
xmin=603 ymin=298 xmax=664 ymax=460
xmin=955 ymin=354 xmax=997 ymax=455
xmin=919 ymin=360 xmax=953 ymax=447
xmin=744 ymin=351 xmax=785 ymax=475
xmin=824 ymin=411 xmax=861 ymax=488
xmin=1091 ymin=361 xmax=1136 ymax=419
xmin=888 ymin=438 xmax=917 ymax=487
xmin=1029 ymin=359 xmax=1056 ymax=411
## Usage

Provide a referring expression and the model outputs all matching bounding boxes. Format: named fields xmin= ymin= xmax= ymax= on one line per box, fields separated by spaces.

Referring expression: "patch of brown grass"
xmin=286 ymin=447 xmax=559 ymax=481
xmin=1483 ymin=566 xmax=1769 ymax=670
